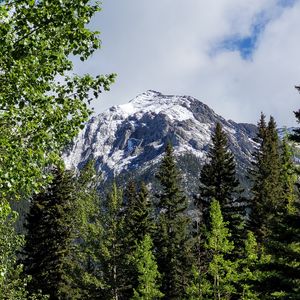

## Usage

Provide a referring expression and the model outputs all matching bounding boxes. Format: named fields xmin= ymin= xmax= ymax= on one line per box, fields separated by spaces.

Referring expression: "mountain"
xmin=63 ymin=90 xmax=258 ymax=193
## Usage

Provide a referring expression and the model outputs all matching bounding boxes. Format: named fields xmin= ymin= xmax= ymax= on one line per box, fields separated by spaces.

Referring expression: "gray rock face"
xmin=63 ymin=90 xmax=257 ymax=190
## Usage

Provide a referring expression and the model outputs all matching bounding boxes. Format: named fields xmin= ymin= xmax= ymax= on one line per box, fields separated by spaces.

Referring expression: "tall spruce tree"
xmin=195 ymin=122 xmax=245 ymax=251
xmin=68 ymin=160 xmax=104 ymax=299
xmin=248 ymin=115 xmax=284 ymax=244
xmin=280 ymin=138 xmax=297 ymax=213
xmin=22 ymin=167 xmax=76 ymax=299
xmin=124 ymin=181 xmax=155 ymax=247
xmin=254 ymin=199 xmax=300 ymax=299
xmin=154 ymin=143 xmax=194 ymax=300
xmin=254 ymin=92 xmax=300 ymax=298
xmin=123 ymin=181 xmax=155 ymax=298
xmin=100 ymin=182 xmax=126 ymax=300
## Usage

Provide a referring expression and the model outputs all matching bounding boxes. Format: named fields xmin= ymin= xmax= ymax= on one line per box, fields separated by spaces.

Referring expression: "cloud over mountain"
xmin=75 ymin=0 xmax=300 ymax=127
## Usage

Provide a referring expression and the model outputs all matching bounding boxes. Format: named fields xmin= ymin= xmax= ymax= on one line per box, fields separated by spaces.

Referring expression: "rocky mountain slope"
xmin=63 ymin=90 xmax=258 ymax=192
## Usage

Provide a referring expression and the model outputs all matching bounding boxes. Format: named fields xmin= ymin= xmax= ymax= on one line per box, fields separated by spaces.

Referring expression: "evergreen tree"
xmin=154 ymin=143 xmax=194 ymax=299
xmin=68 ymin=160 xmax=104 ymax=299
xmin=100 ymin=182 xmax=126 ymax=300
xmin=204 ymin=199 xmax=238 ymax=300
xmin=248 ymin=115 xmax=284 ymax=244
xmin=195 ymin=122 xmax=245 ymax=249
xmin=238 ymin=231 xmax=260 ymax=300
xmin=123 ymin=181 xmax=155 ymax=298
xmin=0 ymin=200 xmax=45 ymax=300
xmin=124 ymin=181 xmax=155 ymax=247
xmin=186 ymin=265 xmax=211 ymax=300
xmin=254 ymin=85 xmax=300 ymax=298
xmin=290 ymin=85 xmax=300 ymax=143
xmin=22 ymin=168 xmax=76 ymax=299
xmin=255 ymin=197 xmax=300 ymax=298
xmin=280 ymin=138 xmax=297 ymax=213
xmin=131 ymin=234 xmax=163 ymax=300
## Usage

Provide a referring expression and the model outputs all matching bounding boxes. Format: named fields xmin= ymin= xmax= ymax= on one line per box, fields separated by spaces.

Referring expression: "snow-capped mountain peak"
xmin=63 ymin=91 xmax=257 ymax=185
xmin=114 ymin=90 xmax=202 ymax=122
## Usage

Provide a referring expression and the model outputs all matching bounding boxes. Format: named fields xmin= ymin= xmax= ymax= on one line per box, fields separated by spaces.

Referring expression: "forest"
xmin=0 ymin=0 xmax=299 ymax=299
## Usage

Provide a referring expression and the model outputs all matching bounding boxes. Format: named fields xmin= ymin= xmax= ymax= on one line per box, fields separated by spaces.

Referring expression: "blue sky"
xmin=218 ymin=13 xmax=269 ymax=60
xmin=219 ymin=0 xmax=296 ymax=60
xmin=74 ymin=0 xmax=300 ymax=126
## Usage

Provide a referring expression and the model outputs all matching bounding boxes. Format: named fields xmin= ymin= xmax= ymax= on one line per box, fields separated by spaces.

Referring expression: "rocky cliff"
xmin=63 ymin=90 xmax=258 ymax=192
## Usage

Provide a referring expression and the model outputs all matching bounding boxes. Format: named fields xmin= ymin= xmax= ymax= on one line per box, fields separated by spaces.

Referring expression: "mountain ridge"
xmin=63 ymin=90 xmax=258 ymax=192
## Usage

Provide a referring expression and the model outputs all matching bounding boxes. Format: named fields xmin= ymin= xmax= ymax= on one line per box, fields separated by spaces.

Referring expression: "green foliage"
xmin=248 ymin=114 xmax=284 ymax=243
xmin=100 ymin=182 xmax=126 ymax=300
xmin=0 ymin=0 xmax=115 ymax=197
xmin=0 ymin=1 xmax=114 ymax=296
xmin=0 ymin=200 xmax=25 ymax=299
xmin=238 ymin=231 xmax=260 ymax=300
xmin=248 ymin=112 xmax=300 ymax=298
xmin=196 ymin=122 xmax=245 ymax=250
xmin=123 ymin=180 xmax=156 ymax=298
xmin=280 ymin=138 xmax=298 ymax=213
xmin=131 ymin=234 xmax=163 ymax=300
xmin=256 ymin=201 xmax=300 ymax=299
xmin=155 ymin=143 xmax=194 ymax=299
xmin=22 ymin=167 xmax=76 ymax=299
xmin=186 ymin=265 xmax=211 ymax=300
xmin=0 ymin=200 xmax=47 ymax=299
xmin=204 ymin=199 xmax=238 ymax=300
xmin=68 ymin=160 xmax=104 ymax=298
xmin=290 ymin=85 xmax=300 ymax=143
xmin=124 ymin=181 xmax=155 ymax=245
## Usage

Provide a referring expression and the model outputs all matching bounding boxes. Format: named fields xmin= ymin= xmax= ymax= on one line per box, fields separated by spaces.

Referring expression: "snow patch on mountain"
xmin=119 ymin=92 xmax=194 ymax=122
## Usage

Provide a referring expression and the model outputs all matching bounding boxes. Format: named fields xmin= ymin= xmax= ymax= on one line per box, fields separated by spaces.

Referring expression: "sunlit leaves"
xmin=0 ymin=0 xmax=115 ymax=197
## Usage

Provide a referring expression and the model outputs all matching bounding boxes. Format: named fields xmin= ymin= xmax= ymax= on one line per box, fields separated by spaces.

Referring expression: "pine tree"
xmin=255 ymin=196 xmax=300 ymax=298
xmin=124 ymin=181 xmax=155 ymax=247
xmin=131 ymin=234 xmax=163 ymax=300
xmin=195 ymin=122 xmax=245 ymax=249
xmin=248 ymin=115 xmax=284 ymax=244
xmin=204 ymin=199 xmax=238 ymax=300
xmin=0 ymin=200 xmax=42 ymax=300
xmin=100 ymin=182 xmax=126 ymax=300
xmin=154 ymin=143 xmax=194 ymax=299
xmin=253 ymin=85 xmax=300 ymax=298
xmin=186 ymin=265 xmax=211 ymax=300
xmin=280 ymin=138 xmax=297 ymax=213
xmin=123 ymin=181 xmax=155 ymax=298
xmin=290 ymin=85 xmax=300 ymax=143
xmin=68 ymin=160 xmax=104 ymax=299
xmin=22 ymin=168 xmax=76 ymax=299
xmin=238 ymin=231 xmax=260 ymax=300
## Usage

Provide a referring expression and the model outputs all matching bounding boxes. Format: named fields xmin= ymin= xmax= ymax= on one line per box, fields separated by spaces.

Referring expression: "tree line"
xmin=3 ymin=113 xmax=299 ymax=299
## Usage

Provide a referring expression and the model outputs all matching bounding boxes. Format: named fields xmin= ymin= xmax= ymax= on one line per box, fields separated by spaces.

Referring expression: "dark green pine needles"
xmin=248 ymin=114 xmax=285 ymax=244
xmin=257 ymin=200 xmax=300 ymax=299
xmin=122 ymin=180 xmax=156 ymax=298
xmin=22 ymin=168 xmax=76 ymax=299
xmin=195 ymin=122 xmax=246 ymax=250
xmin=154 ymin=143 xmax=194 ymax=300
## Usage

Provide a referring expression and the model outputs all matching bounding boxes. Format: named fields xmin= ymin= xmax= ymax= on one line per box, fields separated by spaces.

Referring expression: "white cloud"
xmin=75 ymin=0 xmax=300 ymax=126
